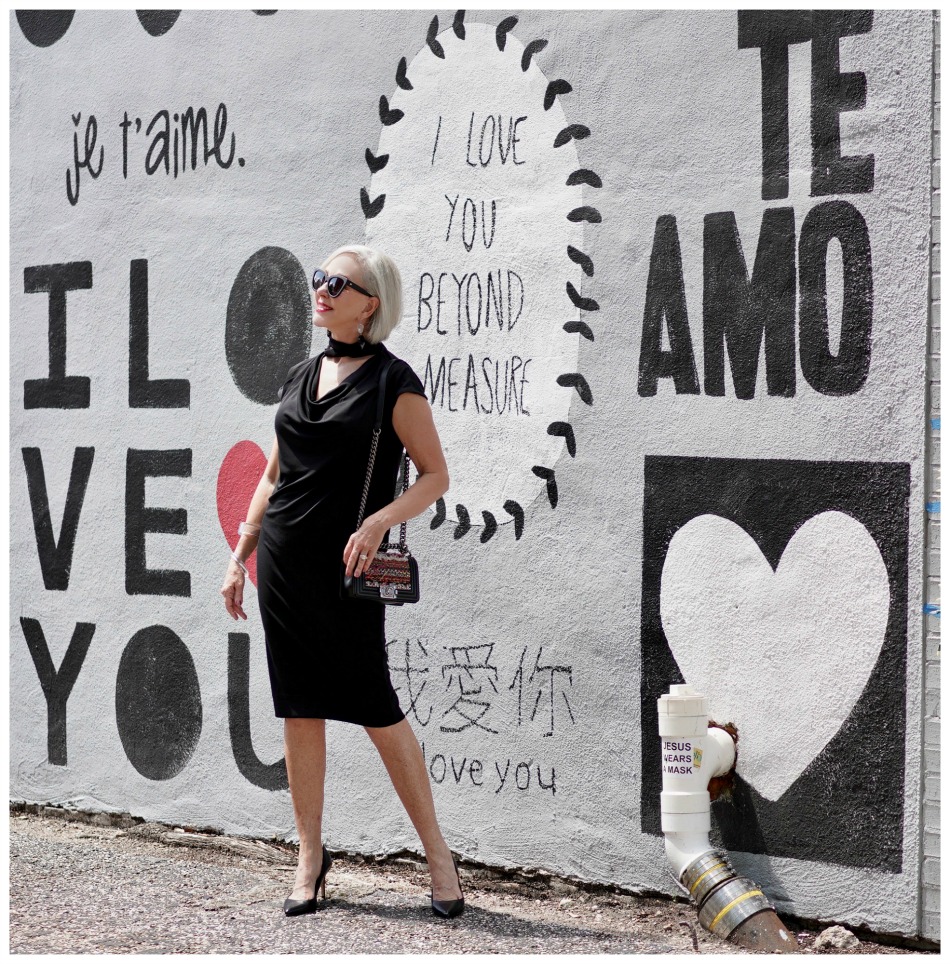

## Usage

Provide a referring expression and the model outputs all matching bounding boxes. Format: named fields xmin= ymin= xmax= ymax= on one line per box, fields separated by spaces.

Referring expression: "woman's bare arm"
xmin=221 ymin=437 xmax=280 ymax=619
xmin=343 ymin=392 xmax=449 ymax=578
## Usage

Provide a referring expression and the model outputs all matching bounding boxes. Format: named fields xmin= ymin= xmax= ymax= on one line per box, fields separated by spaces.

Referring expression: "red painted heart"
xmin=217 ymin=440 xmax=267 ymax=586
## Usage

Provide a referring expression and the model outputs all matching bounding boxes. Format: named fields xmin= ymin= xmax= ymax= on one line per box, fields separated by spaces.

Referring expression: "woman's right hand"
xmin=221 ymin=562 xmax=248 ymax=620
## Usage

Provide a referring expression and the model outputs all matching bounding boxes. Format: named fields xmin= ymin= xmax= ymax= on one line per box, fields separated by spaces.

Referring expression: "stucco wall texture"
xmin=922 ymin=10 xmax=940 ymax=945
xmin=9 ymin=9 xmax=938 ymax=939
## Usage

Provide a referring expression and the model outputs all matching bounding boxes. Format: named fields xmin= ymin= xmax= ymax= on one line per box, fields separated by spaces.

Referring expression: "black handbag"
xmin=341 ymin=359 xmax=420 ymax=605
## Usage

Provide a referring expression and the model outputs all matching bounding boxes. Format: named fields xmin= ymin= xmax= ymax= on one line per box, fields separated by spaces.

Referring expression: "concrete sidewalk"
xmin=9 ymin=808 xmax=917 ymax=955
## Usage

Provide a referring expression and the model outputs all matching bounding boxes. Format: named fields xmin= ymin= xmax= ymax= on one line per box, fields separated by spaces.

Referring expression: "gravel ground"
xmin=9 ymin=809 xmax=926 ymax=955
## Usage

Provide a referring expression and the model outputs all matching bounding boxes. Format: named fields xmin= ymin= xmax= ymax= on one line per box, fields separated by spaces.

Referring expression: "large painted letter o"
xmin=225 ymin=247 xmax=312 ymax=404
xmin=115 ymin=625 xmax=203 ymax=780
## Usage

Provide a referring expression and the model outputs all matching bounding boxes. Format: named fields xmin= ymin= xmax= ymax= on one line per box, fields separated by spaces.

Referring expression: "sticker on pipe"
xmin=662 ymin=740 xmax=696 ymax=775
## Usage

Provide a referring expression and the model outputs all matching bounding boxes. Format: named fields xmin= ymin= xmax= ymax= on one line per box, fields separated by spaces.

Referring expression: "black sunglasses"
xmin=312 ymin=268 xmax=376 ymax=300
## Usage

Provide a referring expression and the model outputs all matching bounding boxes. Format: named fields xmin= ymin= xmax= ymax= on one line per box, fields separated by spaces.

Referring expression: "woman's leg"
xmin=284 ymin=717 xmax=328 ymax=899
xmin=365 ymin=718 xmax=462 ymax=900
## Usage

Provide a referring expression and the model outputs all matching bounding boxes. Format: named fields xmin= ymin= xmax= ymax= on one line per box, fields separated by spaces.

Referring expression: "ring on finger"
xmin=359 ymin=553 xmax=368 ymax=560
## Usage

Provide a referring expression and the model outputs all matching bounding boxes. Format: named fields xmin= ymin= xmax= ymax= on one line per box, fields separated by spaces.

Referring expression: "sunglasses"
xmin=312 ymin=268 xmax=376 ymax=300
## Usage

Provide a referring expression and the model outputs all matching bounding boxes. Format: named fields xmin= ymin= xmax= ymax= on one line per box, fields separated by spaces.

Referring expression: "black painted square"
xmin=640 ymin=455 xmax=909 ymax=871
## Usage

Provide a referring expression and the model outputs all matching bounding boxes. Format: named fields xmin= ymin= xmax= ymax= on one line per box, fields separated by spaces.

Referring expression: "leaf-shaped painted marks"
xmin=566 ymin=168 xmax=602 ymax=188
xmin=365 ymin=148 xmax=389 ymax=174
xmin=431 ymin=497 xmax=446 ymax=529
xmin=496 ymin=16 xmax=518 ymax=51
xmin=454 ymin=504 xmax=471 ymax=539
xmin=396 ymin=56 xmax=413 ymax=91
xmin=379 ymin=95 xmax=404 ymax=126
xmin=521 ymin=38 xmax=548 ymax=71
xmin=453 ymin=9 xmax=466 ymax=39
xmin=480 ymin=510 xmax=497 ymax=543
xmin=427 ymin=16 xmax=445 ymax=58
xmin=554 ymin=124 xmax=591 ymax=148
xmin=557 ymin=373 xmax=594 ymax=405
xmin=503 ymin=500 xmax=525 ymax=540
xmin=567 ymin=206 xmax=602 ymax=224
xmin=563 ymin=320 xmax=594 ymax=341
xmin=567 ymin=245 xmax=594 ymax=277
xmin=532 ymin=466 xmax=559 ymax=508
xmin=544 ymin=79 xmax=573 ymax=110
xmin=566 ymin=281 xmax=600 ymax=312
xmin=547 ymin=421 xmax=577 ymax=458
xmin=360 ymin=188 xmax=386 ymax=219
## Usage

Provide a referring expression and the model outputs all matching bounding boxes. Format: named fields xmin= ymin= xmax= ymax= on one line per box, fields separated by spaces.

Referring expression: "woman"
xmin=220 ymin=245 xmax=462 ymax=919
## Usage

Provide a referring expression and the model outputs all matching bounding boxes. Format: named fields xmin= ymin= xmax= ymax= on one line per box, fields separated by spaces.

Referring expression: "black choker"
xmin=324 ymin=334 xmax=381 ymax=358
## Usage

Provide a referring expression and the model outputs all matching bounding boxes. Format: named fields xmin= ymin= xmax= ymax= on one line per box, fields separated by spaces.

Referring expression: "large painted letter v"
xmin=22 ymin=446 xmax=94 ymax=591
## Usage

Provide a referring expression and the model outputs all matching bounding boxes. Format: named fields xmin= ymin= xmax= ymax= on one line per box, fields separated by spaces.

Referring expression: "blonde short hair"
xmin=322 ymin=245 xmax=403 ymax=344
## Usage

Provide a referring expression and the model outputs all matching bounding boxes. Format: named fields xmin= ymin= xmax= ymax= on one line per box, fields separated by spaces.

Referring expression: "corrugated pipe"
xmin=658 ymin=684 xmax=797 ymax=953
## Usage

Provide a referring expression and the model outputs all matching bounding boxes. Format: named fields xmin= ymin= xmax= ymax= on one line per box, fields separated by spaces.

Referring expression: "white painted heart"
xmin=660 ymin=511 xmax=889 ymax=801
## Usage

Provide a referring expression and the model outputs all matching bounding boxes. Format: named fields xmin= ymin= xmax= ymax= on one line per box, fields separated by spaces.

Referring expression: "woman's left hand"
xmin=343 ymin=516 xmax=388 ymax=579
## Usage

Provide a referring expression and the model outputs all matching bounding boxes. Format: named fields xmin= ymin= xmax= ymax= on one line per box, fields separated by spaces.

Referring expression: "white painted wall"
xmin=9 ymin=9 xmax=936 ymax=938
xmin=921 ymin=10 xmax=940 ymax=944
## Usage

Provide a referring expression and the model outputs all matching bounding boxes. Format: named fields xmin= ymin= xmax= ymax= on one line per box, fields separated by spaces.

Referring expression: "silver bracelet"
xmin=230 ymin=551 xmax=248 ymax=575
xmin=238 ymin=522 xmax=261 ymax=537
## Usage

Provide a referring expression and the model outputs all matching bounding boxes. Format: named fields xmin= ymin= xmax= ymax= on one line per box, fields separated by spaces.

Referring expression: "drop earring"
xmin=357 ymin=323 xmax=365 ymax=350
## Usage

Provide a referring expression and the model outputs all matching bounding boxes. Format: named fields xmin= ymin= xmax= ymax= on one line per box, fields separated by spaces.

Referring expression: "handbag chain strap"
xmin=355 ymin=358 xmax=411 ymax=551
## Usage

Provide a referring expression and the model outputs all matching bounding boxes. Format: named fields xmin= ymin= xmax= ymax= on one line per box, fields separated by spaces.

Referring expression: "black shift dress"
xmin=256 ymin=345 xmax=425 ymax=725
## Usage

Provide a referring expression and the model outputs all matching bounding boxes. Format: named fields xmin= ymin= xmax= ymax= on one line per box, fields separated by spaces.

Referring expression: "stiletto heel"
xmin=431 ymin=854 xmax=465 ymax=919
xmin=284 ymin=845 xmax=333 ymax=916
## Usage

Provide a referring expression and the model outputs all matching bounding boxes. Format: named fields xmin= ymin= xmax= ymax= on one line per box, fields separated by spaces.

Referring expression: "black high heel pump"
xmin=283 ymin=845 xmax=333 ymax=917
xmin=431 ymin=855 xmax=465 ymax=919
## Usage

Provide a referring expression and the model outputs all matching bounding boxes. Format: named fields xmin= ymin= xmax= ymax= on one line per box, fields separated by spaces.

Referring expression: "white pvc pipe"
xmin=658 ymin=684 xmax=737 ymax=879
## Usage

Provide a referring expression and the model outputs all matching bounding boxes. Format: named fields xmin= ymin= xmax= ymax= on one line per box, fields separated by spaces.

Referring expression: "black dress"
xmin=256 ymin=345 xmax=425 ymax=725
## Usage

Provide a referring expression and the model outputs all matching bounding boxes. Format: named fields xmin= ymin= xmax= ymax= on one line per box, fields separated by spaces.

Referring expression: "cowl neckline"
xmin=304 ymin=348 xmax=386 ymax=409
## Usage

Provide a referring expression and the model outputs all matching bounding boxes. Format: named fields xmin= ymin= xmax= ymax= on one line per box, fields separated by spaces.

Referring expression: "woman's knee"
xmin=285 ymin=716 xmax=326 ymax=737
xmin=364 ymin=717 xmax=410 ymax=746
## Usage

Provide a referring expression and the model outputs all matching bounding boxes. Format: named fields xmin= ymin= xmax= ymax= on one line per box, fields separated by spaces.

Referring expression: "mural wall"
xmin=10 ymin=9 xmax=936 ymax=937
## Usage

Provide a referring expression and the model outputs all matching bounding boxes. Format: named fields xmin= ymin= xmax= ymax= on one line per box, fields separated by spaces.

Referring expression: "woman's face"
xmin=312 ymin=253 xmax=378 ymax=340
